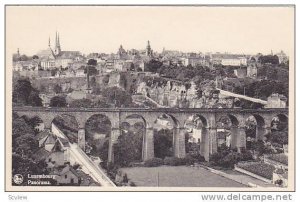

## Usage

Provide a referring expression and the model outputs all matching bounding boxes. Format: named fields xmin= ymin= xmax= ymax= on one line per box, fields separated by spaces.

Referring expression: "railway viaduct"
xmin=13 ymin=107 xmax=288 ymax=162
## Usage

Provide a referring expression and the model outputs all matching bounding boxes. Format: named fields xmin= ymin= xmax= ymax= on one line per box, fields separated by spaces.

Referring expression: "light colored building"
xmin=276 ymin=50 xmax=289 ymax=64
xmin=266 ymin=93 xmax=287 ymax=108
xmin=53 ymin=164 xmax=80 ymax=185
xmin=212 ymin=53 xmax=247 ymax=66
xmin=247 ymin=63 xmax=258 ymax=78
xmin=183 ymin=57 xmax=206 ymax=67
xmin=221 ymin=57 xmax=247 ymax=66
xmin=234 ymin=68 xmax=247 ymax=78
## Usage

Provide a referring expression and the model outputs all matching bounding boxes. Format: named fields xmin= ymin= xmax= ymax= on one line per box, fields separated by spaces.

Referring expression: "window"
xmin=65 ymin=175 xmax=67 ymax=179
xmin=48 ymin=158 xmax=52 ymax=162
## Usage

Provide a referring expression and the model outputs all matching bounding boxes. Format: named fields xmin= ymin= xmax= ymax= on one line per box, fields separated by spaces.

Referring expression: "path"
xmin=197 ymin=164 xmax=275 ymax=187
xmin=217 ymin=88 xmax=268 ymax=105
xmin=69 ymin=144 xmax=116 ymax=187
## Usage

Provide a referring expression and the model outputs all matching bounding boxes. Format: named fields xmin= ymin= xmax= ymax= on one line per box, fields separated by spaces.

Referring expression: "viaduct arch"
xmin=13 ymin=107 xmax=288 ymax=162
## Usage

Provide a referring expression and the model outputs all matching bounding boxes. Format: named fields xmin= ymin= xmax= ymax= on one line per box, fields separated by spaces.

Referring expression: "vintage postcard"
xmin=5 ymin=5 xmax=295 ymax=191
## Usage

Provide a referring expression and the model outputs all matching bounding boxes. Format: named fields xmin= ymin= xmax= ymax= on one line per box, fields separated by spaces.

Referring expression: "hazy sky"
xmin=6 ymin=6 xmax=294 ymax=56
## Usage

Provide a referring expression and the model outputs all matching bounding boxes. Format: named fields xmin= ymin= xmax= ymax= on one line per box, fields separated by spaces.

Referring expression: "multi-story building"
xmin=212 ymin=53 xmax=247 ymax=66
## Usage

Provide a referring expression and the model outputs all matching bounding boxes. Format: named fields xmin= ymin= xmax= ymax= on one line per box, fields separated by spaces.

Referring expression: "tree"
xmin=265 ymin=131 xmax=288 ymax=147
xmin=14 ymin=133 xmax=38 ymax=156
xmin=19 ymin=54 xmax=29 ymax=61
xmin=251 ymin=140 xmax=273 ymax=156
xmin=12 ymin=154 xmax=49 ymax=186
xmin=145 ymin=59 xmax=163 ymax=72
xmin=32 ymin=55 xmax=39 ymax=59
xmin=26 ymin=116 xmax=43 ymax=133
xmin=50 ymin=68 xmax=58 ymax=76
xmin=49 ymin=96 xmax=67 ymax=107
xmin=258 ymin=55 xmax=279 ymax=65
xmin=102 ymin=86 xmax=132 ymax=107
xmin=53 ymin=84 xmax=62 ymax=94
xmin=113 ymin=130 xmax=143 ymax=166
xmin=85 ymin=115 xmax=111 ymax=142
xmin=12 ymin=116 xmax=50 ymax=186
xmin=93 ymin=99 xmax=110 ymax=108
xmin=28 ymin=90 xmax=43 ymax=106
xmin=84 ymin=66 xmax=98 ymax=76
xmin=12 ymin=117 xmax=35 ymax=139
xmin=13 ymin=79 xmax=42 ymax=106
xmin=69 ymin=98 xmax=93 ymax=108
xmin=153 ymin=129 xmax=173 ymax=158
xmin=87 ymin=59 xmax=97 ymax=66
xmin=85 ymin=59 xmax=98 ymax=76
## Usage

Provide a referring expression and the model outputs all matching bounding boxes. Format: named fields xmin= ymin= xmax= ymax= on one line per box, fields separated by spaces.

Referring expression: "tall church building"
xmin=146 ymin=40 xmax=153 ymax=57
xmin=54 ymin=32 xmax=62 ymax=56
xmin=37 ymin=32 xmax=82 ymax=70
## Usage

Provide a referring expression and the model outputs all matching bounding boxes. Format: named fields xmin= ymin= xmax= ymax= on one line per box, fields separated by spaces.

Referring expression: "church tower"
xmin=54 ymin=32 xmax=61 ymax=56
xmin=17 ymin=48 xmax=20 ymax=58
xmin=146 ymin=40 xmax=152 ymax=56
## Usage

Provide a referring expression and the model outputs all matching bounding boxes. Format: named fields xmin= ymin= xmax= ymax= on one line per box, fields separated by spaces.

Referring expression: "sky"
xmin=6 ymin=6 xmax=294 ymax=56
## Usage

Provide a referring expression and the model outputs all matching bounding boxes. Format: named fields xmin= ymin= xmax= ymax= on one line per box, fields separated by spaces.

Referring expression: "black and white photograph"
xmin=5 ymin=5 xmax=295 ymax=192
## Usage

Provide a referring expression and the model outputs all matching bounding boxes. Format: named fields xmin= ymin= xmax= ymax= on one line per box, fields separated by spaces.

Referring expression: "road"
xmin=52 ymin=123 xmax=115 ymax=187
xmin=217 ymin=88 xmax=268 ymax=105
xmin=69 ymin=143 xmax=116 ymax=187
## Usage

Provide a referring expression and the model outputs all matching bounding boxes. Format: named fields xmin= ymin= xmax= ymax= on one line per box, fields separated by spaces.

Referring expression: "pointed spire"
xmin=55 ymin=31 xmax=58 ymax=47
xmin=48 ymin=37 xmax=51 ymax=47
xmin=57 ymin=32 xmax=60 ymax=47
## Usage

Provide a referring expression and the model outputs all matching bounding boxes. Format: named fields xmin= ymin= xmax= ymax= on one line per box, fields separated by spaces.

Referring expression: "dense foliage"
xmin=12 ymin=114 xmax=49 ymax=185
xmin=236 ymin=162 xmax=275 ymax=180
xmin=154 ymin=129 xmax=173 ymax=158
xmin=49 ymin=96 xmax=67 ymax=107
xmin=267 ymin=153 xmax=288 ymax=165
xmin=258 ymin=55 xmax=279 ymax=65
xmin=209 ymin=145 xmax=253 ymax=168
xmin=13 ymin=79 xmax=42 ymax=106
xmin=234 ymin=80 xmax=288 ymax=100
xmin=102 ymin=86 xmax=133 ymax=107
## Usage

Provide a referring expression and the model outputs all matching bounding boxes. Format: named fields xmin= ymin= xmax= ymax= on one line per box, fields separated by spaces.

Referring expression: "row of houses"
xmin=32 ymin=130 xmax=99 ymax=186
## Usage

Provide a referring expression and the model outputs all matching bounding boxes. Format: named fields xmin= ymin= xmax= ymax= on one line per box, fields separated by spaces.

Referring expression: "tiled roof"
xmin=57 ymin=137 xmax=70 ymax=147
xmin=58 ymin=51 xmax=81 ymax=59
xmin=60 ymin=165 xmax=81 ymax=178
xmin=35 ymin=130 xmax=52 ymax=141
xmin=37 ymin=48 xmax=56 ymax=59
xmin=31 ymin=148 xmax=51 ymax=161
xmin=45 ymin=134 xmax=56 ymax=144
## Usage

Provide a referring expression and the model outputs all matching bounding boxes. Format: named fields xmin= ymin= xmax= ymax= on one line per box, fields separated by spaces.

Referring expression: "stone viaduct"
xmin=13 ymin=107 xmax=288 ymax=162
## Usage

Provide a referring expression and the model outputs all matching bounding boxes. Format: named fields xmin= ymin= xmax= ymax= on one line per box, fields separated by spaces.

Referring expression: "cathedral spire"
xmin=55 ymin=31 xmax=58 ymax=47
xmin=54 ymin=31 xmax=61 ymax=55
xmin=48 ymin=37 xmax=51 ymax=47
xmin=57 ymin=32 xmax=60 ymax=47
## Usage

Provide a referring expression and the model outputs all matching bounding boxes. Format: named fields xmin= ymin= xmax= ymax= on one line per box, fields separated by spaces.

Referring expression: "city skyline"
xmin=7 ymin=6 xmax=294 ymax=56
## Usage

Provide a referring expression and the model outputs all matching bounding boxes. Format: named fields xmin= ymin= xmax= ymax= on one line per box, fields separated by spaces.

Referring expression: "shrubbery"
xmin=267 ymin=153 xmax=288 ymax=166
xmin=144 ymin=154 xmax=205 ymax=167
xmin=210 ymin=145 xmax=254 ymax=169
xmin=163 ymin=157 xmax=186 ymax=166
xmin=236 ymin=162 xmax=275 ymax=180
xmin=144 ymin=158 xmax=164 ymax=167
